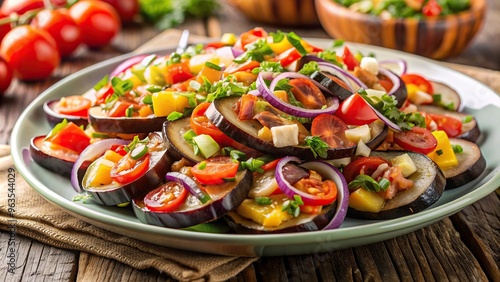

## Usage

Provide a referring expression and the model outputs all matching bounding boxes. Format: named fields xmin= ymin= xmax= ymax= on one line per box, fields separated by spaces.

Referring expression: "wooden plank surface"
xmin=1 ymin=0 xmax=499 ymax=281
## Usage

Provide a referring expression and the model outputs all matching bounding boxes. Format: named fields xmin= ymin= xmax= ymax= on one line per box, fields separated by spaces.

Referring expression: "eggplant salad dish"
xmin=31 ymin=27 xmax=486 ymax=234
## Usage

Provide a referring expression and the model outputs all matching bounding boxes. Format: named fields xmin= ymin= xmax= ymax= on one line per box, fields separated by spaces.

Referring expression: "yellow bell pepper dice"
xmin=236 ymin=196 xmax=293 ymax=227
xmin=189 ymin=53 xmax=219 ymax=74
xmin=152 ymin=91 xmax=190 ymax=117
xmin=427 ymin=130 xmax=458 ymax=169
xmin=348 ymin=188 xmax=385 ymax=213
xmin=103 ymin=150 xmax=122 ymax=163
xmin=268 ymin=37 xmax=294 ymax=55
xmin=87 ymin=158 xmax=115 ymax=187
xmin=221 ymin=33 xmax=237 ymax=45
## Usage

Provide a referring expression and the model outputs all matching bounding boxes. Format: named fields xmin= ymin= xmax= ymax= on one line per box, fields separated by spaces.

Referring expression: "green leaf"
xmin=255 ymin=197 xmax=273 ymax=205
xmin=167 ymin=111 xmax=184 ymax=121
xmin=45 ymin=119 xmax=68 ymax=140
xmin=298 ymin=61 xmax=320 ymax=76
xmin=348 ymin=175 xmax=391 ymax=192
xmin=304 ymin=136 xmax=329 ymax=159
xmin=93 ymin=75 xmax=109 ymax=91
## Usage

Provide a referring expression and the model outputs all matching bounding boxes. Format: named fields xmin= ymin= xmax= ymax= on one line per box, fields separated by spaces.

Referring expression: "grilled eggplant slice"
xmin=205 ymin=96 xmax=388 ymax=160
xmin=88 ymin=106 xmax=166 ymax=134
xmin=82 ymin=132 xmax=173 ymax=205
xmin=132 ymin=170 xmax=252 ymax=229
xmin=442 ymin=138 xmax=486 ymax=189
xmin=44 ymin=99 xmax=89 ymax=128
xmin=347 ymin=151 xmax=446 ymax=220
xmin=30 ymin=135 xmax=78 ymax=177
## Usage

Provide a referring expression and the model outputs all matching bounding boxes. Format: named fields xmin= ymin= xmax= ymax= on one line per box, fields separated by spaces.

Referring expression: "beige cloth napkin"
xmin=0 ymin=145 xmax=257 ymax=281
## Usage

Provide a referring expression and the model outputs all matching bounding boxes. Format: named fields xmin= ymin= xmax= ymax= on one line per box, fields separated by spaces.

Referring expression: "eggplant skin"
xmin=224 ymin=203 xmax=337 ymax=234
xmin=43 ymin=100 xmax=89 ymax=128
xmin=30 ymin=135 xmax=75 ymax=177
xmin=443 ymin=139 xmax=486 ymax=189
xmin=83 ymin=133 xmax=174 ymax=206
xmin=88 ymin=106 xmax=166 ymax=134
xmin=132 ymin=170 xmax=253 ymax=229
xmin=347 ymin=151 xmax=446 ymax=220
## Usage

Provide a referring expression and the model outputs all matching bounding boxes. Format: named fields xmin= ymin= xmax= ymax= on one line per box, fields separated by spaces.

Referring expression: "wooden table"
xmin=1 ymin=0 xmax=499 ymax=280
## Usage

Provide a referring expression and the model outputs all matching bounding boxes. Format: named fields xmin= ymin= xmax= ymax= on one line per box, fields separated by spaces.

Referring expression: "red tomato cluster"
xmin=0 ymin=0 xmax=139 ymax=93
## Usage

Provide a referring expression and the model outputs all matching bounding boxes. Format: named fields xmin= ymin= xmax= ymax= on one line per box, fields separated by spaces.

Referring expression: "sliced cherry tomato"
xmin=426 ymin=113 xmax=462 ymax=137
xmin=334 ymin=93 xmax=378 ymax=125
xmin=191 ymin=156 xmax=239 ymax=185
xmin=0 ymin=25 xmax=60 ymax=81
xmin=107 ymin=101 xmax=133 ymax=117
xmin=288 ymin=78 xmax=327 ymax=109
xmin=343 ymin=156 xmax=390 ymax=183
xmin=190 ymin=102 xmax=234 ymax=146
xmin=224 ymin=60 xmax=260 ymax=74
xmin=293 ymin=177 xmax=338 ymax=206
xmin=46 ymin=122 xmax=91 ymax=154
xmin=144 ymin=182 xmax=188 ymax=212
xmin=55 ymin=95 xmax=92 ymax=117
xmin=422 ymin=0 xmax=442 ymax=17
xmin=278 ymin=48 xmax=302 ymax=68
xmin=233 ymin=27 xmax=267 ymax=50
xmin=95 ymin=83 xmax=114 ymax=105
xmin=109 ymin=144 xmax=127 ymax=156
xmin=311 ymin=114 xmax=354 ymax=148
xmin=110 ymin=154 xmax=150 ymax=184
xmin=165 ymin=62 xmax=194 ymax=85
xmin=31 ymin=8 xmax=82 ymax=57
xmin=342 ymin=46 xmax=359 ymax=71
xmin=393 ymin=126 xmax=437 ymax=154
xmin=401 ymin=73 xmax=434 ymax=94
xmin=69 ymin=0 xmax=120 ymax=48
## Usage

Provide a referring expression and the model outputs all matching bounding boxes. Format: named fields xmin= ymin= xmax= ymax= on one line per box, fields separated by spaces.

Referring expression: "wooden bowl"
xmin=315 ymin=0 xmax=486 ymax=59
xmin=227 ymin=0 xmax=319 ymax=27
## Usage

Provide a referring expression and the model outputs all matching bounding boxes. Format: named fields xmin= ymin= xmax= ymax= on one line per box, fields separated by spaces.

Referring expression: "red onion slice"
xmin=70 ymin=138 xmax=129 ymax=192
xmin=110 ymin=55 xmax=148 ymax=77
xmin=316 ymin=62 xmax=367 ymax=91
xmin=378 ymin=67 xmax=402 ymax=97
xmin=274 ymin=156 xmax=348 ymax=229
xmin=165 ymin=172 xmax=211 ymax=204
xmin=379 ymin=59 xmax=407 ymax=76
xmin=256 ymin=72 xmax=339 ymax=118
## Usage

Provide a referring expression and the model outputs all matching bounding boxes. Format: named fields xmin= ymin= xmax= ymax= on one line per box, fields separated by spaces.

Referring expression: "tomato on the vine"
xmin=0 ymin=11 xmax=12 ymax=42
xmin=100 ymin=0 xmax=139 ymax=22
xmin=31 ymin=9 xmax=82 ymax=57
xmin=1 ymin=0 xmax=44 ymax=15
xmin=0 ymin=57 xmax=13 ymax=94
xmin=69 ymin=0 xmax=120 ymax=49
xmin=0 ymin=25 xmax=60 ymax=81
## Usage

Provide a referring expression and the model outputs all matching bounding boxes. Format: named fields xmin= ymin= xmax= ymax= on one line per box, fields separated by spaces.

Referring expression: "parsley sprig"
xmin=282 ymin=195 xmax=304 ymax=217
xmin=304 ymin=136 xmax=329 ymax=159
xmin=348 ymin=175 xmax=390 ymax=192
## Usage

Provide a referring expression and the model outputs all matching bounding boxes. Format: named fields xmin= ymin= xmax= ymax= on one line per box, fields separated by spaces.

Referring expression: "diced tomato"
xmin=108 ymin=101 xmax=133 ymax=117
xmin=310 ymin=114 xmax=354 ymax=148
xmin=260 ymin=157 xmax=282 ymax=171
xmin=110 ymin=154 xmax=150 ymax=184
xmin=55 ymin=95 xmax=92 ymax=117
xmin=190 ymin=102 xmax=235 ymax=146
xmin=95 ymin=83 xmax=114 ymax=105
xmin=342 ymin=46 xmax=359 ymax=71
xmin=46 ymin=122 xmax=91 ymax=154
xmin=233 ymin=27 xmax=267 ymax=50
xmin=393 ymin=126 xmax=437 ymax=154
xmin=422 ymin=0 xmax=442 ymax=17
xmin=144 ymin=182 xmax=188 ymax=212
xmin=109 ymin=144 xmax=127 ymax=156
xmin=191 ymin=156 xmax=239 ymax=185
xmin=224 ymin=60 xmax=260 ymax=74
xmin=426 ymin=113 xmax=462 ymax=137
xmin=334 ymin=93 xmax=379 ymax=125
xmin=166 ymin=62 xmax=194 ymax=85
xmin=288 ymin=78 xmax=327 ymax=109
xmin=343 ymin=156 xmax=390 ymax=183
xmin=278 ymin=48 xmax=302 ymax=68
xmin=401 ymin=73 xmax=434 ymax=94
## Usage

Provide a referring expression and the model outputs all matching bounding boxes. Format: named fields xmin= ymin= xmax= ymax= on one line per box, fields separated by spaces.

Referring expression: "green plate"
xmin=11 ymin=39 xmax=500 ymax=256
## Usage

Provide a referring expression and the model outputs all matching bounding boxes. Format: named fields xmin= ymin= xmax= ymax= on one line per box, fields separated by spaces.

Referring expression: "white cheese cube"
xmin=391 ymin=153 xmax=417 ymax=177
xmin=271 ymin=124 xmax=299 ymax=148
xmin=360 ymin=57 xmax=379 ymax=75
xmin=345 ymin=124 xmax=371 ymax=144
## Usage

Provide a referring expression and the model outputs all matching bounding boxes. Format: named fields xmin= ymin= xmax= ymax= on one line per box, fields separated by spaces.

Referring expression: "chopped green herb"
xmin=282 ymin=195 xmax=304 ymax=217
xmin=255 ymin=197 xmax=273 ymax=205
xmin=45 ymin=119 xmax=68 ymax=140
xmin=167 ymin=52 xmax=182 ymax=65
xmin=436 ymin=149 xmax=443 ymax=156
xmin=452 ymin=144 xmax=463 ymax=153
xmin=240 ymin=158 xmax=265 ymax=173
xmin=348 ymin=175 xmax=391 ymax=192
xmin=205 ymin=61 xmax=222 ymax=71
xmin=304 ymin=136 xmax=329 ymax=159
xmin=252 ymin=61 xmax=285 ymax=74
xmin=269 ymin=30 xmax=285 ymax=43
xmin=125 ymin=107 xmax=134 ymax=117
xmin=111 ymin=77 xmax=134 ymax=96
xmin=233 ymin=39 xmax=273 ymax=63
xmin=146 ymin=85 xmax=163 ymax=93
xmin=167 ymin=111 xmax=184 ymax=121
xmin=222 ymin=177 xmax=236 ymax=182
xmin=298 ymin=61 xmax=320 ymax=76
xmin=463 ymin=115 xmax=473 ymax=123
xmin=198 ymin=161 xmax=207 ymax=170
xmin=93 ymin=75 xmax=109 ymax=91
xmin=72 ymin=194 xmax=93 ymax=203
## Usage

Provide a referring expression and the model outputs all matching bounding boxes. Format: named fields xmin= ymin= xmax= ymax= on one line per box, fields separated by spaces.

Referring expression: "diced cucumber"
xmin=193 ymin=134 xmax=220 ymax=158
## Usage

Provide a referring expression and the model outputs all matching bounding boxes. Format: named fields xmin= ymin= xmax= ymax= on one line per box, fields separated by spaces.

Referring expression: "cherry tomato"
xmin=190 ymin=102 xmax=234 ymax=146
xmin=31 ymin=9 xmax=82 ymax=57
xmin=0 ymin=57 xmax=13 ymax=94
xmin=422 ymin=0 xmax=442 ymax=17
xmin=100 ymin=0 xmax=139 ymax=22
xmin=233 ymin=27 xmax=267 ymax=50
xmin=393 ymin=126 xmax=437 ymax=154
xmin=426 ymin=113 xmax=462 ymax=138
xmin=343 ymin=156 xmax=390 ymax=183
xmin=45 ymin=122 xmax=91 ymax=154
xmin=288 ymin=78 xmax=327 ymax=109
xmin=144 ymin=182 xmax=188 ymax=212
xmin=0 ymin=25 xmax=60 ymax=81
xmin=293 ymin=177 xmax=338 ymax=206
xmin=191 ymin=156 xmax=239 ymax=185
xmin=311 ymin=114 xmax=354 ymax=148
xmin=401 ymin=73 xmax=434 ymax=94
xmin=69 ymin=0 xmax=120 ymax=48
xmin=342 ymin=46 xmax=359 ymax=71
xmin=54 ymin=95 xmax=92 ymax=117
xmin=1 ymin=0 xmax=44 ymax=15
xmin=334 ymin=93 xmax=379 ymax=125
xmin=110 ymin=154 xmax=150 ymax=184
